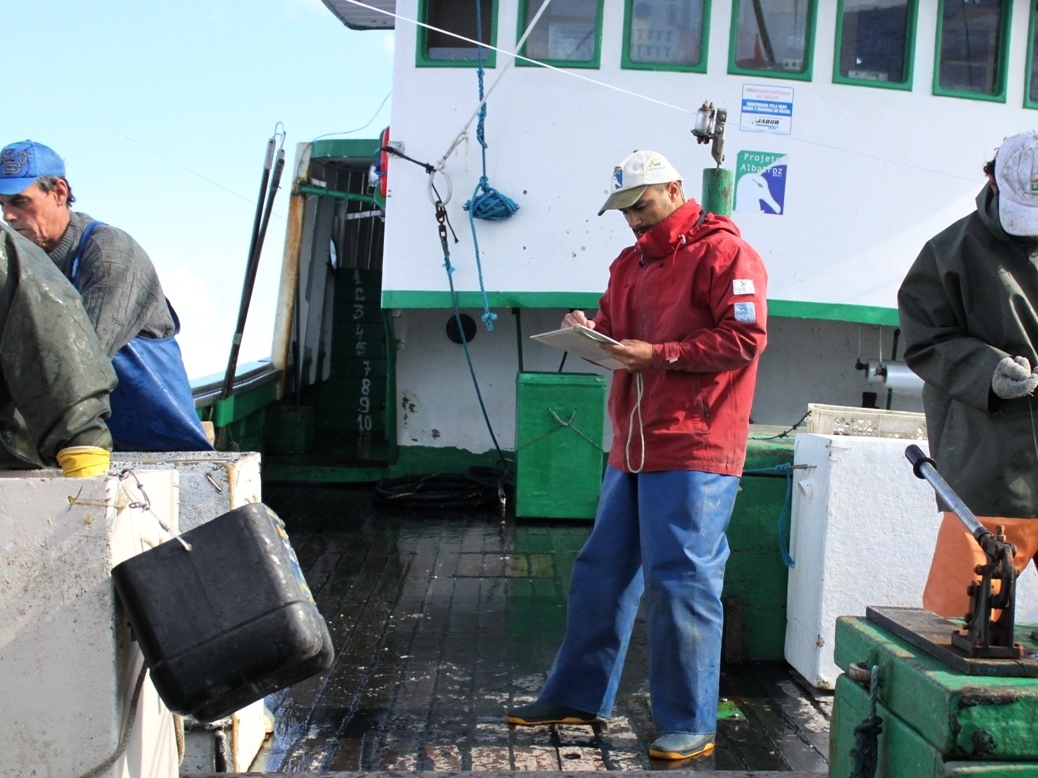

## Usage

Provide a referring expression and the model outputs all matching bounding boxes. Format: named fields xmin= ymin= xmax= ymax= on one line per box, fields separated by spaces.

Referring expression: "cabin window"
xmin=416 ymin=0 xmax=498 ymax=67
xmin=621 ymin=0 xmax=709 ymax=72
xmin=1027 ymin=4 xmax=1038 ymax=109
xmin=517 ymin=0 xmax=604 ymax=69
xmin=933 ymin=0 xmax=1008 ymax=102
xmin=728 ymin=0 xmax=817 ymax=81
xmin=833 ymin=0 xmax=916 ymax=90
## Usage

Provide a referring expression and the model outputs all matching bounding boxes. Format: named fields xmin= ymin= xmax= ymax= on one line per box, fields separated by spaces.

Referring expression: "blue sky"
xmin=2 ymin=0 xmax=394 ymax=380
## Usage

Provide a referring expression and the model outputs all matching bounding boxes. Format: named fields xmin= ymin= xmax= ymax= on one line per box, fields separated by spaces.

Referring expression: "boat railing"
xmin=191 ymin=358 xmax=281 ymax=410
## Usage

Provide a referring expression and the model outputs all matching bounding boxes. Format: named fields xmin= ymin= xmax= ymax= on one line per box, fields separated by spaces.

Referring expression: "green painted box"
xmin=514 ymin=372 xmax=607 ymax=519
xmin=831 ymin=615 xmax=1038 ymax=776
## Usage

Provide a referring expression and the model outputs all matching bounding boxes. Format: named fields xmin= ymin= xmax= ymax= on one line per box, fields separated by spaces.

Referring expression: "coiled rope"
xmin=461 ymin=0 xmax=518 ymax=330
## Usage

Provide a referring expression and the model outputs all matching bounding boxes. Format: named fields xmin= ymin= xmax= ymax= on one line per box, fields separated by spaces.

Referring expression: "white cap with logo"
xmin=995 ymin=130 xmax=1038 ymax=237
xmin=598 ymin=150 xmax=683 ymax=216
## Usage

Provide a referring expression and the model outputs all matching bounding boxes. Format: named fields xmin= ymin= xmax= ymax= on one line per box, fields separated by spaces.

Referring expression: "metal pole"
xmin=701 ymin=167 xmax=734 ymax=216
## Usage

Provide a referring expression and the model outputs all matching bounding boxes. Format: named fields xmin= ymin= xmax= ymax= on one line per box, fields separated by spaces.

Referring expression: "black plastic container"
xmin=111 ymin=502 xmax=334 ymax=722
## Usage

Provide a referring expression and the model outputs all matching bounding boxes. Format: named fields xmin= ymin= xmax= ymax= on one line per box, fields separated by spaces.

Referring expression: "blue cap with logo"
xmin=0 ymin=140 xmax=65 ymax=196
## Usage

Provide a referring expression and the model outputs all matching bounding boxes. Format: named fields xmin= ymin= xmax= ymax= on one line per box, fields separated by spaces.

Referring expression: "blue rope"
xmin=439 ymin=221 xmax=506 ymax=463
xmin=742 ymin=463 xmax=796 ymax=568
xmin=461 ymin=0 xmax=518 ymax=331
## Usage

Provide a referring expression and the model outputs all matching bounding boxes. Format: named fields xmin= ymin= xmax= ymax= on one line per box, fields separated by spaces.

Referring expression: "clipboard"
xmin=529 ymin=324 xmax=625 ymax=370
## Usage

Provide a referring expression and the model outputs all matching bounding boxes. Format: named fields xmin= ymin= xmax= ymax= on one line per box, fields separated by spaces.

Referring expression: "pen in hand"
xmin=562 ymin=309 xmax=593 ymax=329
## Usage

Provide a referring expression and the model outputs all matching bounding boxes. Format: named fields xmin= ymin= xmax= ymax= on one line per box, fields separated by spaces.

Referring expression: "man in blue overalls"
xmin=0 ymin=140 xmax=211 ymax=452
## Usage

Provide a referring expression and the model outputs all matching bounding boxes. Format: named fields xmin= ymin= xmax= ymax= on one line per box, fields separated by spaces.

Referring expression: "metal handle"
xmin=904 ymin=445 xmax=989 ymax=545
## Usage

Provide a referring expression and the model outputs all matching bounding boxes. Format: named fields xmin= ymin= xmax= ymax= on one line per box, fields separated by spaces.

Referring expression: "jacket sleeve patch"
xmin=733 ymin=279 xmax=755 ymax=295
xmin=734 ymin=302 xmax=756 ymax=322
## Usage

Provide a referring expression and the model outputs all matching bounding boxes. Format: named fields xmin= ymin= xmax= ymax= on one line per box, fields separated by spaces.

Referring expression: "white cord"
xmin=435 ymin=0 xmax=556 ymax=169
xmin=334 ymin=0 xmax=691 ymax=115
xmin=625 ymin=373 xmax=645 ymax=474
xmin=333 ymin=0 xmax=982 ymax=184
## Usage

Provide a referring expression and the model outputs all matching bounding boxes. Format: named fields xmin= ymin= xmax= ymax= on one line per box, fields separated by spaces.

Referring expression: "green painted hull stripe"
xmin=381 ymin=291 xmax=899 ymax=325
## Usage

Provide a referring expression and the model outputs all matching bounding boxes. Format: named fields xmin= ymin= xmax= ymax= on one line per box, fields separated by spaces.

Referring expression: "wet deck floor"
xmin=248 ymin=483 xmax=831 ymax=774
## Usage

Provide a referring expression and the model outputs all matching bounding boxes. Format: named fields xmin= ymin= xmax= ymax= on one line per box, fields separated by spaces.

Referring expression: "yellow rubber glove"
xmin=56 ymin=446 xmax=111 ymax=478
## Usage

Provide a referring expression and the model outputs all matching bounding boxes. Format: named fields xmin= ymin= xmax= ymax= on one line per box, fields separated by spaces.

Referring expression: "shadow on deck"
xmin=245 ymin=483 xmax=830 ymax=774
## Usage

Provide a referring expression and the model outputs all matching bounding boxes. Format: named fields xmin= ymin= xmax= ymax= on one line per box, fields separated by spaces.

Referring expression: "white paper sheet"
xmin=529 ymin=324 xmax=624 ymax=370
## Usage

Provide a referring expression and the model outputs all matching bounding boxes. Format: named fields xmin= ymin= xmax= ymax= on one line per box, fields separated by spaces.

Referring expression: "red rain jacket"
xmin=594 ymin=200 xmax=768 ymax=475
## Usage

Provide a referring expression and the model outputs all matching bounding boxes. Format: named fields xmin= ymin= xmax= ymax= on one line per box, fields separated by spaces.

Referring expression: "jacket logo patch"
xmin=733 ymin=279 xmax=755 ymax=295
xmin=734 ymin=302 xmax=756 ymax=322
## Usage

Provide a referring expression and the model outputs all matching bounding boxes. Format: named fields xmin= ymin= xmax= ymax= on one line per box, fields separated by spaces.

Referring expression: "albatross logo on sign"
xmin=735 ymin=151 xmax=787 ymax=215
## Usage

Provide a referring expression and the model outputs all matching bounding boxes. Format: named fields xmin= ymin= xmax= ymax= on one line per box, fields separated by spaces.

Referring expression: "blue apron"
xmin=74 ymin=222 xmax=212 ymax=451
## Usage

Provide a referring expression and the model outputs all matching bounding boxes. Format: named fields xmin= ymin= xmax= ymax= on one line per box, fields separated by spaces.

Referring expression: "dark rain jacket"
xmin=898 ymin=183 xmax=1038 ymax=517
xmin=594 ymin=200 xmax=768 ymax=476
xmin=0 ymin=223 xmax=115 ymax=467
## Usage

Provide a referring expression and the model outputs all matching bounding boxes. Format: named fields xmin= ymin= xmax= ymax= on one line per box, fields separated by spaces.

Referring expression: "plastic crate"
xmin=806 ymin=403 xmax=927 ymax=439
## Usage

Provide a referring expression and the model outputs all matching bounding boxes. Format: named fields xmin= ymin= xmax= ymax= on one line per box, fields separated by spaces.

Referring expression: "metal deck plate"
xmin=866 ymin=606 xmax=1038 ymax=678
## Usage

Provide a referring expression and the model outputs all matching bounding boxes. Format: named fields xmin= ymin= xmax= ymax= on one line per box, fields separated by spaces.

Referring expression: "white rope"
xmin=332 ymin=0 xmax=981 ymax=184
xmin=625 ymin=373 xmax=645 ymax=474
xmin=436 ymin=0 xmax=556 ymax=169
xmin=334 ymin=0 xmax=691 ymax=116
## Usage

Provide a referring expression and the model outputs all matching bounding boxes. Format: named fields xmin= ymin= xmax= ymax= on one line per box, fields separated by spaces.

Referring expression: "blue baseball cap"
xmin=0 ymin=140 xmax=65 ymax=196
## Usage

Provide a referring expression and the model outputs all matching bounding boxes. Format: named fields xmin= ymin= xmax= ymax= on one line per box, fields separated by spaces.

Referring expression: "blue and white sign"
xmin=735 ymin=151 xmax=787 ymax=215
xmin=739 ymin=84 xmax=794 ymax=135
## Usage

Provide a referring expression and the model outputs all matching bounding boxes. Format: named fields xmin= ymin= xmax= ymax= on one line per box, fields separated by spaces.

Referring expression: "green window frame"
xmin=1026 ymin=2 xmax=1038 ymax=109
xmin=621 ymin=0 xmax=711 ymax=73
xmin=416 ymin=0 xmax=498 ymax=68
xmin=932 ymin=0 xmax=1009 ymax=103
xmin=728 ymin=0 xmax=817 ymax=81
xmin=832 ymin=0 xmax=916 ymax=91
xmin=516 ymin=0 xmax=604 ymax=69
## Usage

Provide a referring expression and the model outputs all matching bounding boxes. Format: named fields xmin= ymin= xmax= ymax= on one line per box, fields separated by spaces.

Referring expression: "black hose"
xmin=374 ymin=467 xmax=512 ymax=510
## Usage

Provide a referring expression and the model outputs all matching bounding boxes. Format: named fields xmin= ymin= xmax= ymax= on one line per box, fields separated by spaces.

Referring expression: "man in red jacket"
xmin=506 ymin=150 xmax=768 ymax=761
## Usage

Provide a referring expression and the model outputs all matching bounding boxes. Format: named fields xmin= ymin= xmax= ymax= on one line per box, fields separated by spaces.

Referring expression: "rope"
xmin=461 ymin=0 xmax=518 ymax=331
xmin=743 ymin=463 xmax=796 ymax=568
xmin=513 ymin=408 xmax=607 ymax=454
xmin=625 ymin=373 xmax=645 ymax=474
xmin=849 ymin=664 xmax=883 ymax=778
xmin=434 ymin=201 xmax=509 ymax=471
xmin=333 ymin=0 xmax=982 ymax=185
xmin=174 ymin=714 xmax=185 ymax=764
xmin=76 ymin=664 xmax=149 ymax=778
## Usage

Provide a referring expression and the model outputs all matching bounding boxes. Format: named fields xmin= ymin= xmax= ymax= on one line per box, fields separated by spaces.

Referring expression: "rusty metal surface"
xmin=247 ymin=484 xmax=830 ymax=773
xmin=866 ymin=606 xmax=1038 ymax=677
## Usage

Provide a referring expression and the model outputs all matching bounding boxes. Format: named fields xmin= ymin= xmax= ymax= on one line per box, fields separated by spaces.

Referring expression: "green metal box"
xmin=831 ymin=614 xmax=1038 ymax=776
xmin=514 ymin=372 xmax=607 ymax=519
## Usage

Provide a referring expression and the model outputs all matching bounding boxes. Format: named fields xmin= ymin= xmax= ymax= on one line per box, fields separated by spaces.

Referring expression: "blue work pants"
xmin=539 ymin=466 xmax=739 ymax=735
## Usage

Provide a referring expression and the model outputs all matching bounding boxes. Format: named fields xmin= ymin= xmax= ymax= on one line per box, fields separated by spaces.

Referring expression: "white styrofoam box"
xmin=110 ymin=451 xmax=261 ymax=533
xmin=109 ymin=451 xmax=266 ymax=770
xmin=0 ymin=469 xmax=180 ymax=778
xmin=784 ymin=433 xmax=1038 ymax=690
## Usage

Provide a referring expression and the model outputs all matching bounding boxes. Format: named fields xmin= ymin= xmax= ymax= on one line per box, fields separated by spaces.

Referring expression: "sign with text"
xmin=735 ymin=151 xmax=787 ymax=215
xmin=739 ymin=84 xmax=794 ymax=135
